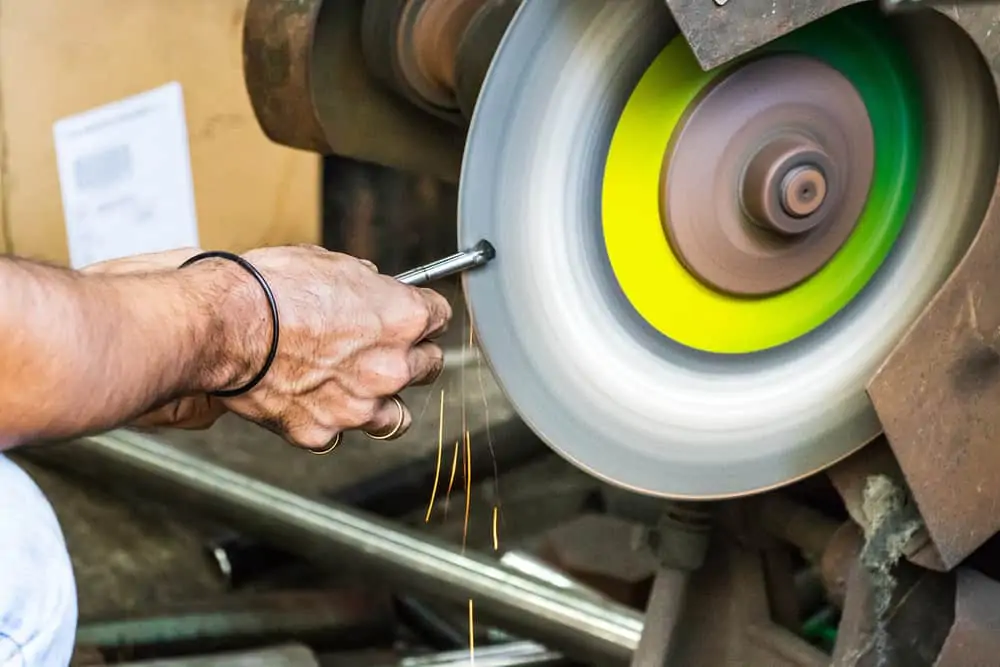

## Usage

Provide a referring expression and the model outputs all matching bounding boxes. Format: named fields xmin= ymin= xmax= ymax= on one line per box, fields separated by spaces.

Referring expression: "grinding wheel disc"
xmin=459 ymin=1 xmax=999 ymax=498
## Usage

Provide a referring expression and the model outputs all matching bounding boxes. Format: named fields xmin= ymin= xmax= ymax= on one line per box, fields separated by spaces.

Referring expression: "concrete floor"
xmin=10 ymin=302 xmax=599 ymax=626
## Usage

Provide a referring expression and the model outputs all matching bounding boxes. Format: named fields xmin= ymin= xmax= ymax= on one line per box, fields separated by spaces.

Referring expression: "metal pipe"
xmin=27 ymin=431 xmax=642 ymax=665
xmin=117 ymin=644 xmax=318 ymax=667
xmin=75 ymin=590 xmax=393 ymax=659
xmin=204 ymin=417 xmax=547 ymax=588
xmin=398 ymin=641 xmax=566 ymax=666
xmin=500 ymin=550 xmax=609 ymax=604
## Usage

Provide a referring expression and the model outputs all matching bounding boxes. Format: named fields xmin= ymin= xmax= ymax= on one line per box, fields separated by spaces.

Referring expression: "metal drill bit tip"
xmin=394 ymin=240 xmax=497 ymax=286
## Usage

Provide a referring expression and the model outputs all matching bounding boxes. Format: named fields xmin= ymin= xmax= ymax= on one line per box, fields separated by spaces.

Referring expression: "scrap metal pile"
xmin=44 ymin=0 xmax=1000 ymax=665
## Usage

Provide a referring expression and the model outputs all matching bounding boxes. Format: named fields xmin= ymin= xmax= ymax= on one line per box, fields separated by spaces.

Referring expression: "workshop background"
xmin=8 ymin=0 xmax=1000 ymax=665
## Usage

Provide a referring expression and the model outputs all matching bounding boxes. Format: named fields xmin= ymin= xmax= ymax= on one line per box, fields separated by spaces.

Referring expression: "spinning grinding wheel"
xmin=459 ymin=1 xmax=1000 ymax=498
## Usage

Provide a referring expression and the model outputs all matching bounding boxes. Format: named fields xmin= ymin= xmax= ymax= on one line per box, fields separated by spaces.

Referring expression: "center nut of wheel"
xmin=742 ymin=136 xmax=835 ymax=235
xmin=660 ymin=54 xmax=875 ymax=297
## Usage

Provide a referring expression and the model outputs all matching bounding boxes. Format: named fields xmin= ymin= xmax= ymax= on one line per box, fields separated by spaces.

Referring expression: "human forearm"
xmin=0 ymin=257 xmax=260 ymax=447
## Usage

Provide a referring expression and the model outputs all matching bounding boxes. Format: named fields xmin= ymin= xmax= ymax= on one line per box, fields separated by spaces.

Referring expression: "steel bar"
xmin=75 ymin=590 xmax=393 ymax=660
xmin=203 ymin=417 xmax=548 ymax=588
xmin=500 ymin=551 xmax=609 ymax=604
xmin=397 ymin=641 xmax=566 ymax=666
xmin=116 ymin=644 xmax=318 ymax=667
xmin=27 ymin=431 xmax=642 ymax=665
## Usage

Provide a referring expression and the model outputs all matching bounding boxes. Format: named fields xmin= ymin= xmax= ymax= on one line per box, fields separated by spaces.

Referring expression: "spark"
xmin=463 ymin=429 xmax=472 ymax=550
xmin=468 ymin=599 xmax=476 ymax=666
xmin=424 ymin=389 xmax=445 ymax=523
xmin=491 ymin=505 xmax=499 ymax=551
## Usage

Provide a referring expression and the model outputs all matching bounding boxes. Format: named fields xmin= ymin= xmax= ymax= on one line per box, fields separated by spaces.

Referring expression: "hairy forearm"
xmin=0 ymin=257 xmax=256 ymax=448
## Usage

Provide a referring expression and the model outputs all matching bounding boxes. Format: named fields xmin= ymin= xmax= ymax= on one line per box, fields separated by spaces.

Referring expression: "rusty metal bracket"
xmin=661 ymin=0 xmax=861 ymax=70
xmin=831 ymin=555 xmax=955 ymax=666
xmin=243 ymin=0 xmax=465 ymax=181
xmin=934 ymin=569 xmax=1000 ymax=666
xmin=827 ymin=442 xmax=945 ymax=572
xmin=832 ymin=564 xmax=1000 ymax=666
xmin=867 ymin=7 xmax=1000 ymax=571
xmin=666 ymin=535 xmax=829 ymax=667
xmin=659 ymin=0 xmax=997 ymax=71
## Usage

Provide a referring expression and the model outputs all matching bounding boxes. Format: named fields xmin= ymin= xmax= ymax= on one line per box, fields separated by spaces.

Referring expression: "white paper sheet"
xmin=53 ymin=81 xmax=200 ymax=268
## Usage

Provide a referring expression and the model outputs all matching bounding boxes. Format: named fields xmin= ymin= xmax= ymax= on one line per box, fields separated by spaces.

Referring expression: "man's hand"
xmin=9 ymin=244 xmax=449 ymax=451
xmin=204 ymin=245 xmax=451 ymax=450
xmin=82 ymin=248 xmax=229 ymax=430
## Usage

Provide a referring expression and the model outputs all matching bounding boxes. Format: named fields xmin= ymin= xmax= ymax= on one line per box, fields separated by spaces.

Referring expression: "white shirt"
xmin=0 ymin=455 xmax=77 ymax=667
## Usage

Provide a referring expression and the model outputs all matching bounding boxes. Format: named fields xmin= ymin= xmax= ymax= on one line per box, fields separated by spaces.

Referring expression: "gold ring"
xmin=365 ymin=395 xmax=406 ymax=441
xmin=309 ymin=432 xmax=342 ymax=455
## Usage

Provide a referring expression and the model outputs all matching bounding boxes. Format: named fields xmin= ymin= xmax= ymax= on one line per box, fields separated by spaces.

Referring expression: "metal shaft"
xmin=394 ymin=240 xmax=496 ymax=286
xmin=397 ymin=641 xmax=566 ymax=666
xmin=27 ymin=431 xmax=641 ymax=665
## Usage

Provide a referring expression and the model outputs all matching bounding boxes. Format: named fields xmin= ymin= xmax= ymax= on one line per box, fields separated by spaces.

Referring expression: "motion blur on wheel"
xmin=244 ymin=0 xmax=1000 ymax=664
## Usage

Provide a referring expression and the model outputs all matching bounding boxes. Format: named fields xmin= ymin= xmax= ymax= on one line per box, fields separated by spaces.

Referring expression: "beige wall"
xmin=0 ymin=0 xmax=320 ymax=264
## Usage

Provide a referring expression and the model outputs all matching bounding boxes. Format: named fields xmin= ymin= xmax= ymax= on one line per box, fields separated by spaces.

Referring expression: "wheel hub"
xmin=775 ymin=164 xmax=828 ymax=222
xmin=662 ymin=54 xmax=874 ymax=296
xmin=743 ymin=138 xmax=833 ymax=234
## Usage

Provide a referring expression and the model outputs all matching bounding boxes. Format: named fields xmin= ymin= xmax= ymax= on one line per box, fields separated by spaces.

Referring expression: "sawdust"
xmin=857 ymin=474 xmax=925 ymax=667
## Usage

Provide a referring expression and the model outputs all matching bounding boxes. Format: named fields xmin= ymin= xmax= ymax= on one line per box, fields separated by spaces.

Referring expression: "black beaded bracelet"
xmin=179 ymin=250 xmax=280 ymax=398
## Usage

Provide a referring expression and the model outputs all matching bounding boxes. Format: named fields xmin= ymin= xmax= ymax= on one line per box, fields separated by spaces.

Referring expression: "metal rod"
xmin=26 ymin=431 xmax=641 ymax=665
xmin=500 ymin=550 xmax=609 ymax=604
xmin=203 ymin=418 xmax=547 ymax=588
xmin=76 ymin=590 xmax=393 ymax=658
xmin=397 ymin=641 xmax=566 ymax=666
xmin=394 ymin=240 xmax=496 ymax=286
xmin=116 ymin=644 xmax=318 ymax=667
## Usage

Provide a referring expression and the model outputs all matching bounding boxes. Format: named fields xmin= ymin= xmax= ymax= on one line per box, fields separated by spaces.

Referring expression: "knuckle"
xmin=362 ymin=351 xmax=412 ymax=391
xmin=417 ymin=344 xmax=444 ymax=378
xmin=428 ymin=349 xmax=445 ymax=377
xmin=404 ymin=296 xmax=432 ymax=337
xmin=288 ymin=426 xmax=337 ymax=450
xmin=426 ymin=342 xmax=445 ymax=362
xmin=425 ymin=288 xmax=452 ymax=319
xmin=379 ymin=288 xmax=431 ymax=340
xmin=343 ymin=398 xmax=379 ymax=429
xmin=387 ymin=351 xmax=414 ymax=386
